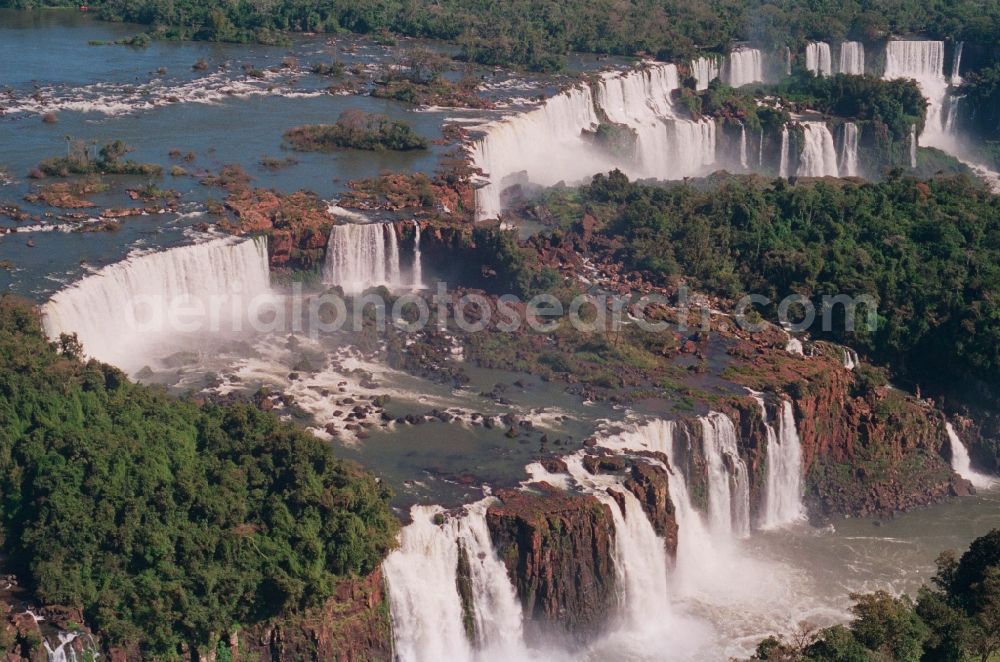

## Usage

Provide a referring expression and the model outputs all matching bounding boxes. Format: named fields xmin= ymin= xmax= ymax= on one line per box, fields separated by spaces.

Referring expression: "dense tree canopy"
xmin=0 ymin=297 xmax=398 ymax=657
xmin=5 ymin=0 xmax=1000 ymax=71
xmin=550 ymin=171 xmax=1000 ymax=408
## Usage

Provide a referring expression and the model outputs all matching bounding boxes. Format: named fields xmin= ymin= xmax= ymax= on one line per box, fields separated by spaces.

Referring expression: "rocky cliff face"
xmin=0 ymin=568 xmax=392 ymax=662
xmin=726 ymin=340 xmax=971 ymax=517
xmin=618 ymin=458 xmax=679 ymax=556
xmin=485 ymin=486 xmax=617 ymax=643
xmin=239 ymin=569 xmax=393 ymax=662
xmin=221 ymin=188 xmax=333 ymax=271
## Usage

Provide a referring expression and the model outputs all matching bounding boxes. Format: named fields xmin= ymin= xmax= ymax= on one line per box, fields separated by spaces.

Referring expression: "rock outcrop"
xmin=622 ymin=460 xmax=679 ymax=556
xmin=485 ymin=486 xmax=617 ymax=642
xmin=239 ymin=568 xmax=392 ymax=662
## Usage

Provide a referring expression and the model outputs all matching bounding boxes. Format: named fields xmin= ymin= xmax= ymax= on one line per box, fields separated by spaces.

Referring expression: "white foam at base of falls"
xmin=946 ymin=423 xmax=996 ymax=490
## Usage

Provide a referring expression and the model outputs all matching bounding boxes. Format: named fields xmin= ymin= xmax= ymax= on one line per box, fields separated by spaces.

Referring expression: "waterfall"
xmin=665 ymin=118 xmax=717 ymax=174
xmin=724 ymin=48 xmax=764 ymax=88
xmin=700 ymin=413 xmax=750 ymax=538
xmin=842 ymin=347 xmax=859 ymax=370
xmin=739 ymin=123 xmax=749 ymax=169
xmin=691 ymin=56 xmax=720 ymax=91
xmin=805 ymin=42 xmax=833 ymax=77
xmin=779 ymin=126 xmax=790 ymax=177
xmin=910 ymin=125 xmax=918 ymax=167
xmin=797 ymin=122 xmax=840 ymax=177
xmin=759 ymin=399 xmax=804 ymax=528
xmin=758 ymin=130 xmax=764 ymax=168
xmin=785 ymin=334 xmax=804 ymax=355
xmin=45 ymin=633 xmax=78 ymax=662
xmin=946 ymin=423 xmax=995 ymax=490
xmin=469 ymin=85 xmax=601 ymax=219
xmin=42 ymin=236 xmax=271 ymax=370
xmin=785 ymin=47 xmax=792 ymax=76
xmin=412 ymin=221 xmax=424 ymax=289
xmin=471 ymin=63 xmax=724 ymax=219
xmin=383 ymin=502 xmax=529 ymax=661
xmin=838 ymin=42 xmax=865 ymax=75
xmin=323 ymin=222 xmax=409 ymax=294
xmin=883 ymin=41 xmax=950 ymax=147
xmin=840 ymin=122 xmax=859 ymax=177
xmin=536 ymin=448 xmax=713 ymax=655
xmin=950 ymin=41 xmax=964 ymax=86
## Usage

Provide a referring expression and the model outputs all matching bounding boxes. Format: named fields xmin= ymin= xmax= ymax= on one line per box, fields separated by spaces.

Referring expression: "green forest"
xmin=537 ymin=171 xmax=1000 ymax=408
xmin=0 ymin=297 xmax=398 ymax=657
xmin=5 ymin=0 xmax=1000 ymax=71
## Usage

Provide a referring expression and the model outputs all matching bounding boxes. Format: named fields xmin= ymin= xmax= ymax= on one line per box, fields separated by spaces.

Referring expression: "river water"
xmin=4 ymin=11 xmax=1000 ymax=661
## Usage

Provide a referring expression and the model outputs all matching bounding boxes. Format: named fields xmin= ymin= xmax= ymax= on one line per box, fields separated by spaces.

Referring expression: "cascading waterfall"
xmin=758 ymin=130 xmax=764 ymax=168
xmin=883 ymin=40 xmax=950 ymax=148
xmin=842 ymin=347 xmax=859 ymax=370
xmin=785 ymin=331 xmax=804 ymax=355
xmin=882 ymin=40 xmax=1000 ymax=187
xmin=383 ymin=502 xmax=529 ymax=662
xmin=471 ymin=63 xmax=722 ymax=219
xmin=323 ymin=222 xmax=411 ymax=294
xmin=469 ymin=85 xmax=601 ymax=219
xmin=724 ymin=48 xmax=764 ymax=88
xmin=838 ymin=42 xmax=865 ymax=75
xmin=950 ymin=41 xmax=964 ymax=86
xmin=412 ymin=221 xmax=424 ymax=289
xmin=805 ymin=42 xmax=833 ymax=77
xmin=42 ymin=236 xmax=271 ymax=370
xmin=691 ymin=56 xmax=720 ymax=91
xmin=665 ymin=118 xmax=717 ymax=174
xmin=946 ymin=423 xmax=995 ymax=490
xmin=555 ymin=450 xmax=714 ymax=657
xmin=840 ymin=122 xmax=860 ymax=177
xmin=45 ymin=633 xmax=79 ymax=662
xmin=739 ymin=123 xmax=749 ymax=169
xmin=759 ymin=399 xmax=805 ymax=528
xmin=779 ymin=126 xmax=791 ymax=177
xmin=700 ymin=413 xmax=751 ymax=538
xmin=797 ymin=122 xmax=840 ymax=177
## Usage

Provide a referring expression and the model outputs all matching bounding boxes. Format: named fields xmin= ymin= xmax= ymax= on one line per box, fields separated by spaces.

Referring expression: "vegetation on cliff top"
xmin=7 ymin=0 xmax=1000 ymax=71
xmin=691 ymin=73 xmax=926 ymax=141
xmin=36 ymin=139 xmax=162 ymax=178
xmin=284 ymin=110 xmax=428 ymax=152
xmin=750 ymin=529 xmax=1000 ymax=661
xmin=540 ymin=171 xmax=1000 ymax=410
xmin=0 ymin=296 xmax=398 ymax=657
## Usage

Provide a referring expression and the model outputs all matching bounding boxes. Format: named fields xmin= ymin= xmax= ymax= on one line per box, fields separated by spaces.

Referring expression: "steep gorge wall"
xmin=485 ymin=486 xmax=617 ymax=640
xmin=239 ymin=569 xmax=393 ymax=662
